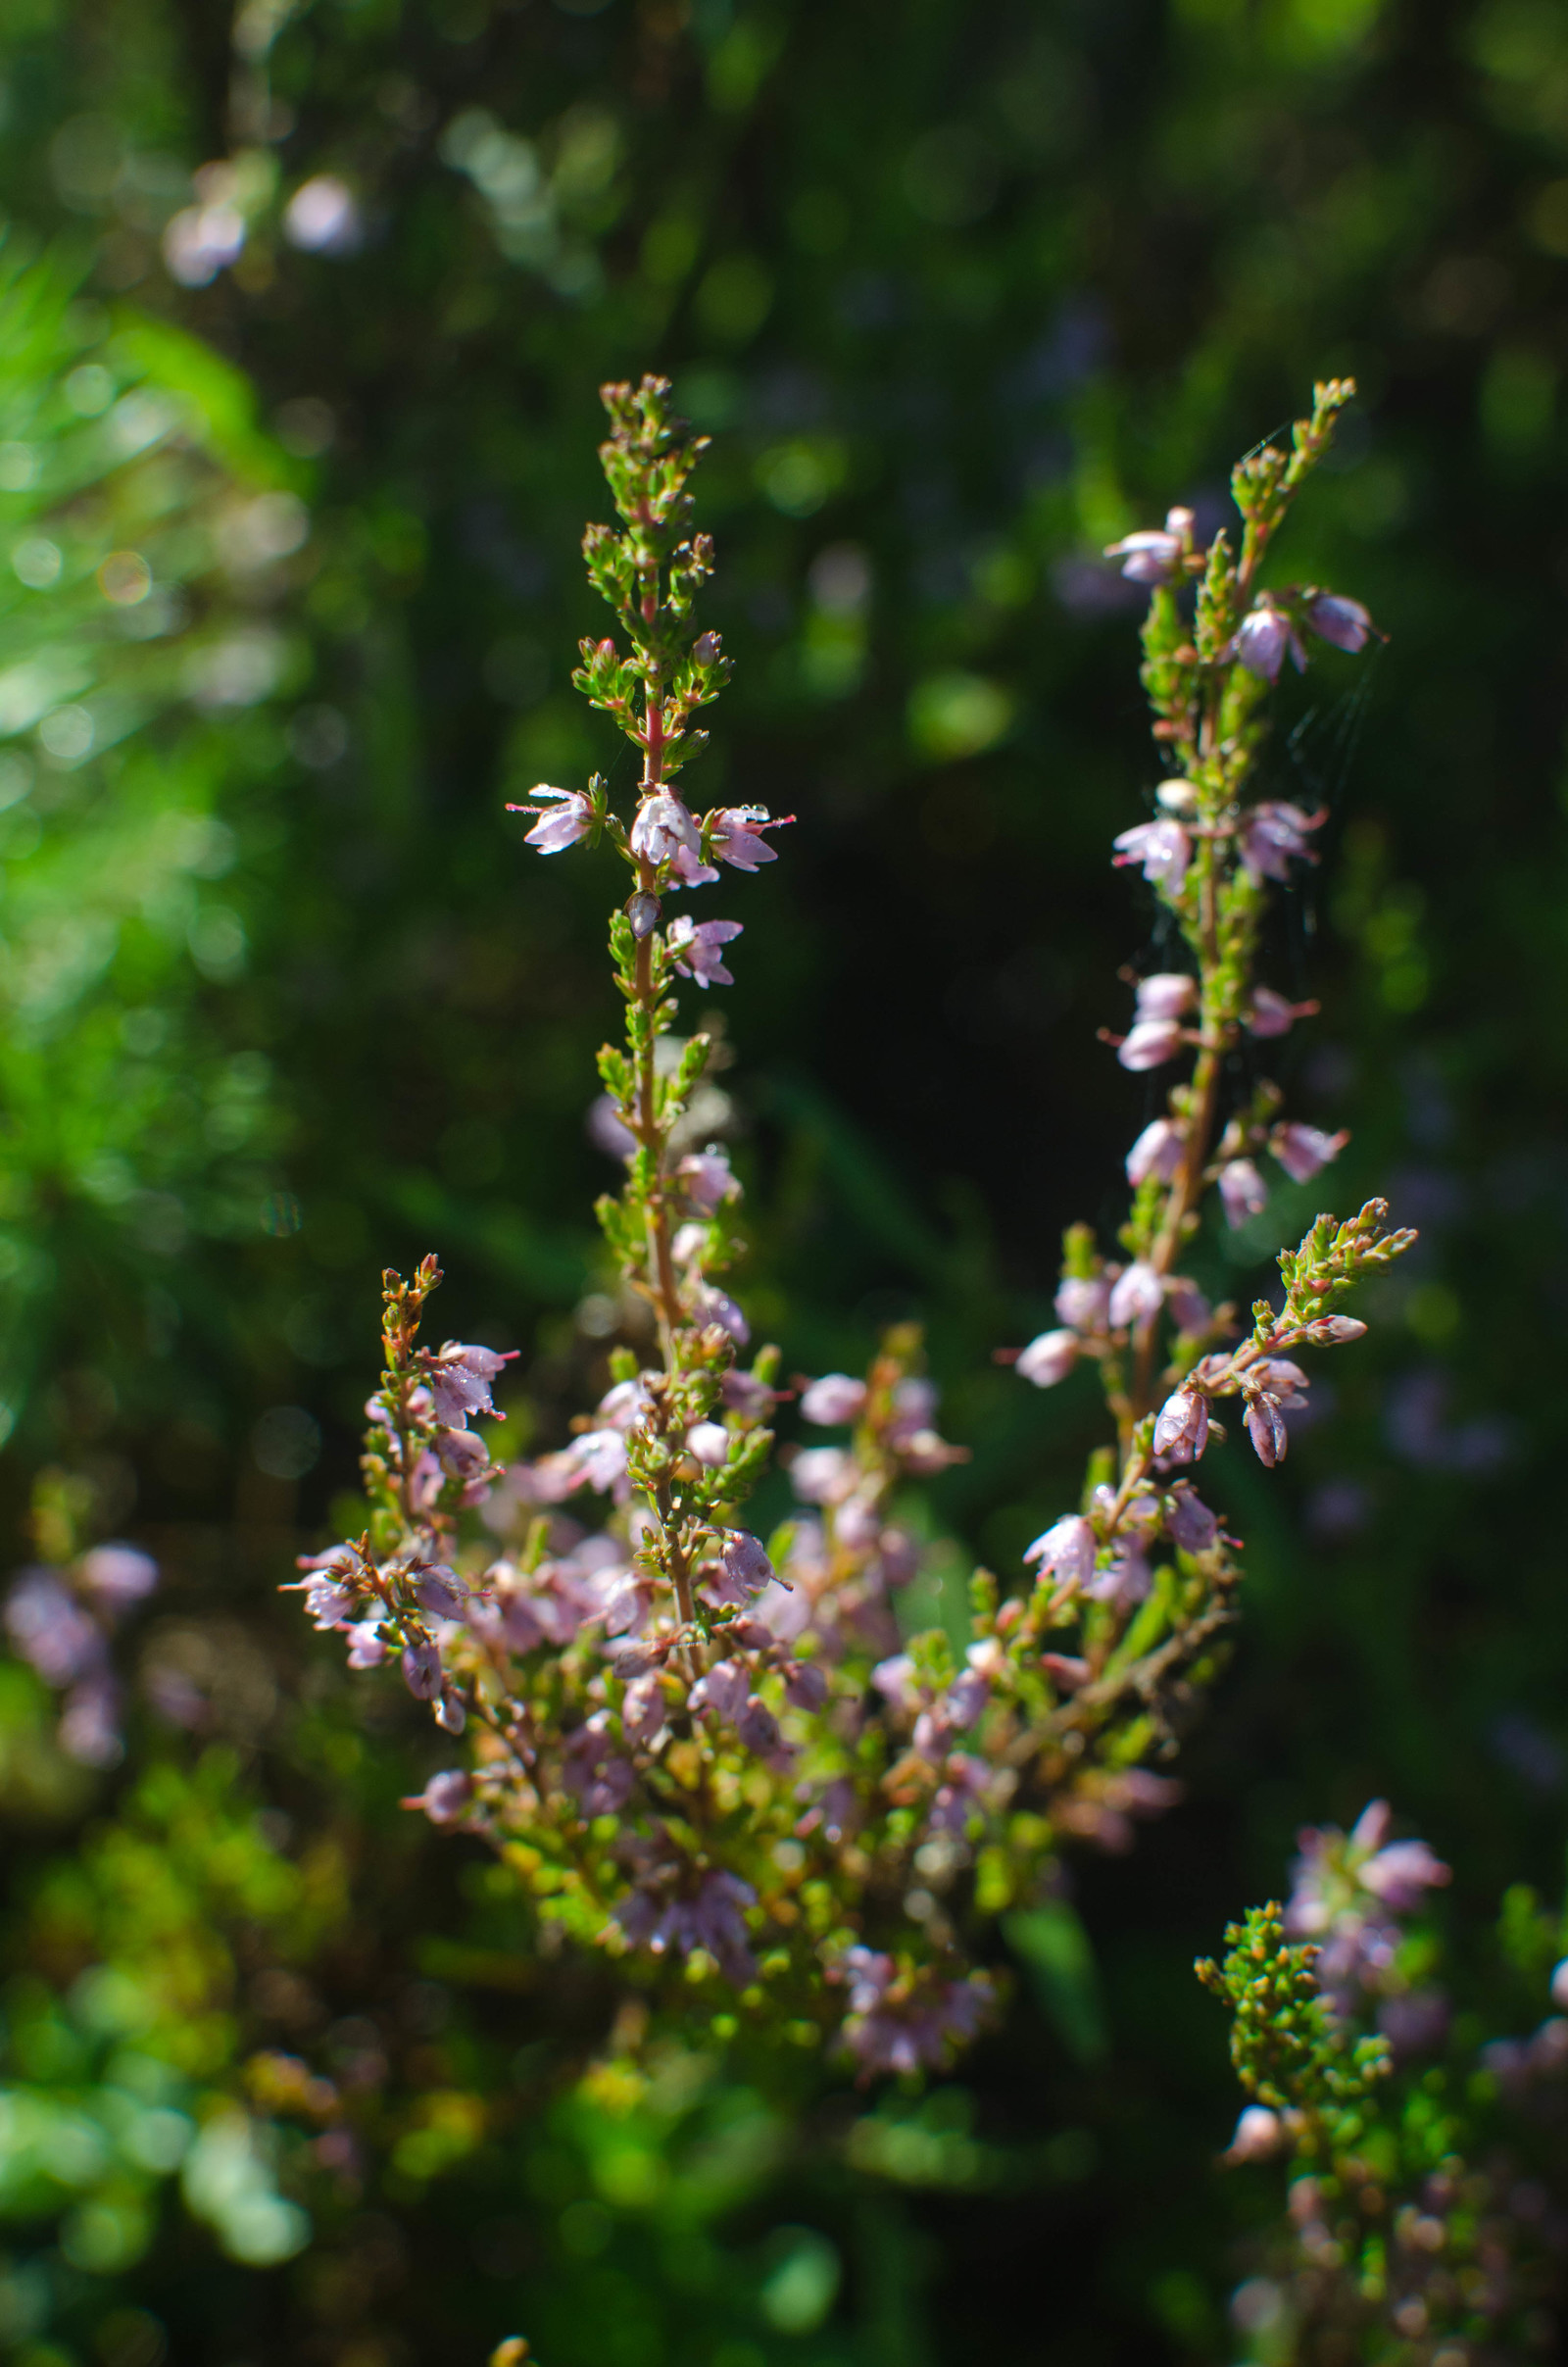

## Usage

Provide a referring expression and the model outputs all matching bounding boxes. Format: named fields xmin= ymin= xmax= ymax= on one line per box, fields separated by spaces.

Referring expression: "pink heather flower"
xmin=629 ymin=791 xmax=701 ymax=868
xmin=434 ymin=1683 xmax=466 ymax=1735
xmin=689 ymin=1657 xmax=751 ymax=1722
xmin=1118 ymin=1017 xmax=1184 ymax=1071
xmin=1232 ymin=599 xmax=1305 ymax=682
xmin=1271 ymin=1121 xmax=1349 ymax=1183
xmin=1023 ymin=1513 xmax=1098 ymax=1592
xmin=666 ymin=915 xmax=742 ymax=988
xmin=1358 ymin=1837 xmax=1451 ymax=1914
xmin=595 ymin=1375 xmax=655 ymax=1432
xmin=621 ymin=1672 xmax=667 ymax=1747
xmin=1244 ymin=1397 xmax=1289 ymax=1465
xmin=1304 ymin=1313 xmax=1366 ymax=1345
xmin=1107 ymin=1260 xmax=1162 ymax=1327
xmin=423 ymin=1341 xmax=515 ymax=1427
xmin=407 ymin=1769 xmax=472 ymax=1825
xmin=60 ymin=1678 xmax=122 ymax=1768
xmin=1219 ymin=1159 xmax=1268 ymax=1228
xmin=1113 ymin=817 xmax=1191 ymax=891
xmin=871 ymin=1652 xmax=919 ymax=1712
xmin=686 ymin=1421 xmax=731 ymax=1467
xmin=344 ymin=1620 xmax=387 ymax=1668
xmin=562 ymin=1712 xmax=634 ymax=1816
xmin=413 ymin=1565 xmax=466 ymax=1619
xmin=720 ymin=1367 xmax=774 ymax=1417
xmin=710 ymin=806 xmax=792 ymax=869
xmin=1086 ymin=1542 xmax=1152 ymax=1607
xmin=509 ymin=784 xmax=593 ymax=854
xmin=1306 ymin=592 xmax=1372 ymax=653
xmin=736 ymin=1695 xmax=788 ymax=1759
xmin=1236 ymin=800 xmax=1322 ymax=884
xmin=1224 ymin=2106 xmax=1285 ymax=2165
xmin=713 ymin=1529 xmax=775 ymax=1600
xmin=1015 ymin=1329 xmax=1077 ymax=1389
xmin=77 ymin=1545 xmax=158 ymax=1611
xmin=1103 ymin=526 xmax=1181 ymax=585
xmin=1166 ymin=1483 xmax=1218 ymax=1553
xmin=1135 ymin=972 xmax=1197 ymax=1022
xmin=800 ymin=1373 xmax=867 ymax=1426
xmin=1165 ymin=1277 xmax=1211 ymax=1333
xmin=1253 ymin=1358 xmax=1309 ymax=1408
xmin=1152 ymin=1387 xmax=1208 ymax=1464
xmin=1055 ymin=1275 xmax=1110 ymax=1332
xmin=627 ymin=890 xmax=663 ymax=934
xmin=791 ymin=1446 xmax=856 ymax=1505
xmin=691 ymin=1283 xmax=749 ymax=1344
xmin=783 ymin=1660 xmax=828 ymax=1711
xmin=1248 ymin=985 xmax=1318 ymax=1039
xmin=676 ymin=1149 xmax=740 ymax=1211
xmin=1126 ymin=1118 xmax=1184 ymax=1186
xmin=5 ymin=1575 xmax=104 ymax=1686
xmin=401 ymin=1639 xmax=442 ymax=1700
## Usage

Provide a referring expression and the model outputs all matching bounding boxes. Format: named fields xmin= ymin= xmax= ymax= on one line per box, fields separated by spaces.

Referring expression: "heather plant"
xmin=1203 ymin=1805 xmax=1568 ymax=2364
xmin=291 ymin=372 xmax=1414 ymax=2083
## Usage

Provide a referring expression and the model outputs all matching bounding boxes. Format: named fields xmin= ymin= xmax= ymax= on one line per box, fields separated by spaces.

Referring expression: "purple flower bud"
xmin=666 ymin=915 xmax=743 ymax=989
xmin=1304 ymin=1313 xmax=1366 ymax=1344
xmin=720 ymin=1367 xmax=773 ymax=1417
xmin=1023 ymin=1513 xmax=1098 ymax=1592
xmin=689 ymin=1657 xmax=750 ymax=1721
xmin=1107 ymin=1260 xmax=1163 ymax=1328
xmin=401 ymin=1639 xmax=442 ymax=1700
xmin=434 ymin=1683 xmax=466 ymax=1734
xmin=1152 ymin=1387 xmax=1208 ymax=1464
xmin=411 ymin=1770 xmax=472 ymax=1824
xmin=1135 ymin=972 xmax=1197 ymax=1022
xmin=784 ymin=1660 xmax=828 ymax=1711
xmin=414 ymin=1565 xmax=466 ymax=1619
xmin=800 ymin=1373 xmax=867 ymax=1425
xmin=720 ymin=1531 xmax=774 ymax=1597
xmin=627 ymin=891 xmax=662 ymax=938
xmin=943 ymin=1668 xmax=989 ymax=1730
xmin=1236 ymin=800 xmax=1322 ymax=885
xmin=1103 ymin=527 xmax=1182 ymax=585
xmin=1253 ymin=1357 xmax=1309 ymax=1407
xmin=687 ymin=1421 xmax=730 ymax=1467
xmin=1233 ymin=600 xmax=1305 ymax=683
xmin=1305 ymin=592 xmax=1372 ymax=653
xmin=1015 ymin=1329 xmax=1077 ymax=1389
xmin=344 ymin=1620 xmax=387 ymax=1668
xmin=1112 ymin=818 xmax=1191 ymax=891
xmin=1244 ymin=1397 xmax=1289 ymax=1466
xmin=1219 ymin=1159 xmax=1268 ymax=1229
xmin=60 ymin=1678 xmax=122 ymax=1768
xmin=1271 ymin=1122 xmax=1349 ymax=1184
xmin=691 ymin=1283 xmax=749 ymax=1344
xmin=510 ymin=784 xmax=593 ymax=855
xmin=1118 ymin=1017 xmax=1184 ymax=1072
xmin=1055 ymin=1276 xmax=1110 ymax=1332
xmin=1126 ymin=1119 xmax=1184 ymax=1186
xmin=1248 ymin=986 xmax=1316 ymax=1039
xmin=1359 ymin=1838 xmax=1450 ymax=1912
xmin=710 ymin=806 xmax=791 ymax=870
xmin=1166 ymin=1482 xmax=1218 ymax=1553
xmin=676 ymin=1149 xmax=740 ymax=1211
xmin=629 ymin=790 xmax=701 ymax=868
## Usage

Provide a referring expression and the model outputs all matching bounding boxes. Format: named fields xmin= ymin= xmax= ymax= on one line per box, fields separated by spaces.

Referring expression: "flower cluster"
xmin=4 ymin=1532 xmax=158 ymax=1767
xmin=286 ymin=378 xmax=1412 ymax=2076
xmin=1203 ymin=1814 xmax=1568 ymax=2365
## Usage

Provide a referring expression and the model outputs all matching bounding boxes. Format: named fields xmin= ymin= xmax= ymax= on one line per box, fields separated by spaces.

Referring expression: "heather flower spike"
xmin=289 ymin=379 xmax=1414 ymax=2084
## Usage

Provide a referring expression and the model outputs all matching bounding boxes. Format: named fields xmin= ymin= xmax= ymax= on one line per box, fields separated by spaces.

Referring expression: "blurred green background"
xmin=0 ymin=0 xmax=1566 ymax=2360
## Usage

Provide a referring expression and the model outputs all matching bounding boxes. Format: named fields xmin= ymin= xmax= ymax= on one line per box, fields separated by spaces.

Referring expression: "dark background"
xmin=0 ymin=1 xmax=1566 ymax=2361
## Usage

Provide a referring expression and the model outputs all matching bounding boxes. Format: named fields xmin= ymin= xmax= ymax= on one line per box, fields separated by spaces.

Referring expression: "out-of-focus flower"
xmin=1103 ymin=513 xmax=1191 ymax=585
xmin=1024 ymin=1514 xmax=1098 ymax=1592
xmin=1108 ymin=1260 xmax=1163 ymax=1327
xmin=1232 ymin=599 xmax=1305 ymax=682
xmin=1055 ymin=1276 xmax=1110 ymax=1332
xmin=1113 ymin=818 xmax=1191 ymax=892
xmin=1224 ymin=2105 xmax=1285 ymax=2164
xmin=1219 ymin=1159 xmax=1268 ymax=1228
xmin=1016 ymin=1329 xmax=1078 ymax=1388
xmin=1166 ymin=1483 xmax=1219 ymax=1553
xmin=1236 ymin=801 xmax=1322 ymax=884
xmin=676 ymin=1149 xmax=740 ymax=1211
xmin=164 ymin=204 xmax=246 ymax=287
xmin=686 ymin=1421 xmax=730 ymax=1467
xmin=406 ymin=1770 xmax=472 ymax=1825
xmin=791 ymin=1446 xmax=856 ymax=1504
xmin=1118 ymin=1017 xmax=1185 ymax=1071
xmin=1126 ymin=1118 xmax=1184 ymax=1186
xmin=1248 ymin=985 xmax=1318 ymax=1039
xmin=401 ymin=1640 xmax=442 ymax=1700
xmin=77 ymin=1545 xmax=159 ymax=1611
xmin=1136 ymin=972 xmax=1198 ymax=1021
xmin=666 ymin=916 xmax=742 ymax=987
xmin=1305 ymin=592 xmax=1372 ymax=652
xmin=1271 ymin=1122 xmax=1349 ymax=1183
xmin=801 ymin=1373 xmax=867 ymax=1425
xmin=509 ymin=784 xmax=593 ymax=854
xmin=283 ymin=174 xmax=363 ymax=255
